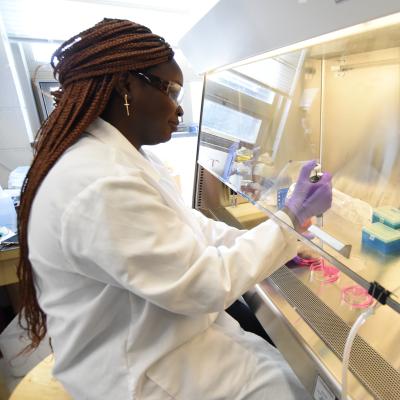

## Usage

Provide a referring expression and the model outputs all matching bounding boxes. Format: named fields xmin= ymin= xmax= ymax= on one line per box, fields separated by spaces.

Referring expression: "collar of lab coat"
xmin=85 ymin=117 xmax=162 ymax=183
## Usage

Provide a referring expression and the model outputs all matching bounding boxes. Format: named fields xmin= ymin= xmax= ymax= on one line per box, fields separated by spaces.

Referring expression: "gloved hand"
xmin=284 ymin=160 xmax=332 ymax=230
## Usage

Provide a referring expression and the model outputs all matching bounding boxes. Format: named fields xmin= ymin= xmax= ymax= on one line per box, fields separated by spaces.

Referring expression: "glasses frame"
xmin=132 ymin=71 xmax=183 ymax=106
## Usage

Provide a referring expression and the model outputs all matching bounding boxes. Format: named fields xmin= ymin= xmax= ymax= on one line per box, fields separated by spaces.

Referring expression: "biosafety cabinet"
xmin=179 ymin=1 xmax=400 ymax=399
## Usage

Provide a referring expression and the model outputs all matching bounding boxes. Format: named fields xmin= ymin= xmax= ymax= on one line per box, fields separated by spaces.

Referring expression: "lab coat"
xmin=28 ymin=118 xmax=309 ymax=399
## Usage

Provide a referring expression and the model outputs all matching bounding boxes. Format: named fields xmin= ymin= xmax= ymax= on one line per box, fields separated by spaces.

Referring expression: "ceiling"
xmin=0 ymin=0 xmax=219 ymax=46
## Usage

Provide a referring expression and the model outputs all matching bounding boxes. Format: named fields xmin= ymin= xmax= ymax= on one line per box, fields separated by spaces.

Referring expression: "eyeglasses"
xmin=132 ymin=71 xmax=184 ymax=106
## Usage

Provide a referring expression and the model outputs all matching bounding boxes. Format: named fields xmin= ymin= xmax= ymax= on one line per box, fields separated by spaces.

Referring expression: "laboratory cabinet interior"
xmin=193 ymin=15 xmax=400 ymax=400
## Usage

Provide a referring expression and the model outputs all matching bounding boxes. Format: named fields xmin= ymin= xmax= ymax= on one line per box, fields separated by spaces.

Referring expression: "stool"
xmin=9 ymin=354 xmax=71 ymax=400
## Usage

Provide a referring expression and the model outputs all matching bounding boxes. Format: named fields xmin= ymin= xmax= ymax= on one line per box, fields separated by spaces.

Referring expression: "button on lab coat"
xmin=28 ymin=118 xmax=307 ymax=399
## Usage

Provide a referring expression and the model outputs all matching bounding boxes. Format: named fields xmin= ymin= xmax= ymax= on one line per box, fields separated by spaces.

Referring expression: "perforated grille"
xmin=269 ymin=266 xmax=400 ymax=400
xmin=195 ymin=166 xmax=205 ymax=209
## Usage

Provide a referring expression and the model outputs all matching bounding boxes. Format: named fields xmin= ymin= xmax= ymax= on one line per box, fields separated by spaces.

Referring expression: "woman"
xmin=18 ymin=18 xmax=331 ymax=399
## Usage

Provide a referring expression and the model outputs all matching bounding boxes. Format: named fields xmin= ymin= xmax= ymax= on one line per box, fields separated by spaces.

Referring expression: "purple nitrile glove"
xmin=285 ymin=160 xmax=332 ymax=228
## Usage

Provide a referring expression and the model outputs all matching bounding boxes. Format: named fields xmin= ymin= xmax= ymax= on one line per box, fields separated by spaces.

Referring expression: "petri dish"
xmin=341 ymin=285 xmax=374 ymax=309
xmin=309 ymin=258 xmax=340 ymax=284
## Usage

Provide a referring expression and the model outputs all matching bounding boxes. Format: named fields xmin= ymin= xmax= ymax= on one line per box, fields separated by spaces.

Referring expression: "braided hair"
xmin=18 ymin=18 xmax=174 ymax=350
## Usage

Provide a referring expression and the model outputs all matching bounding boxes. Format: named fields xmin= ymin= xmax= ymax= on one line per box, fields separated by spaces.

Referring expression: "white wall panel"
xmin=0 ymin=13 xmax=33 ymax=187
xmin=0 ymin=147 xmax=32 ymax=187
xmin=0 ymin=60 xmax=20 ymax=108
xmin=0 ymin=108 xmax=33 ymax=148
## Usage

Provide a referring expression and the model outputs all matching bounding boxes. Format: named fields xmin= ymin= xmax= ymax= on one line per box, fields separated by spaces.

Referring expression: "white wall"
xmin=145 ymin=135 xmax=198 ymax=206
xmin=0 ymin=17 xmax=33 ymax=188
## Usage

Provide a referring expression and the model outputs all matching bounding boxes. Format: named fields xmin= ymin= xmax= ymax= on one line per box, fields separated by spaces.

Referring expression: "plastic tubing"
xmin=341 ymin=307 xmax=374 ymax=400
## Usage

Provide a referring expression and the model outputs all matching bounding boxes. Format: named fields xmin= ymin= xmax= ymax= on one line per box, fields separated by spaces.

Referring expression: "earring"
xmin=124 ymin=93 xmax=130 ymax=116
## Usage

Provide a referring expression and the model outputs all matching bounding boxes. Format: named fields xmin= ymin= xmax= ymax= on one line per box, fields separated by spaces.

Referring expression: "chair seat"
xmin=9 ymin=354 xmax=72 ymax=400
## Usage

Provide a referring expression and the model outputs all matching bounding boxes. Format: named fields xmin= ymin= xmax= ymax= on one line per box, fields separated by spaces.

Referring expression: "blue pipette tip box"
xmin=362 ymin=222 xmax=400 ymax=255
xmin=372 ymin=206 xmax=400 ymax=229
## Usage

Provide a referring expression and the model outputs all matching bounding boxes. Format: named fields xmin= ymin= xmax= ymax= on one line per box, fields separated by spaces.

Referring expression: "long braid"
xmin=18 ymin=18 xmax=174 ymax=350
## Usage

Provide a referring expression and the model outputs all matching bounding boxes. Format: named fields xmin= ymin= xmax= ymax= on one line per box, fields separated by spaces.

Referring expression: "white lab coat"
xmin=28 ymin=118 xmax=309 ymax=399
